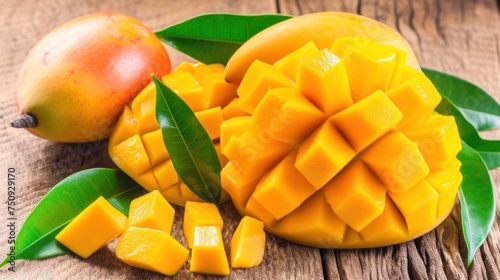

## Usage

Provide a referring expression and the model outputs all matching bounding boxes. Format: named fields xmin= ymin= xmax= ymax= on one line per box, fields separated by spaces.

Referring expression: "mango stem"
xmin=10 ymin=114 xmax=37 ymax=128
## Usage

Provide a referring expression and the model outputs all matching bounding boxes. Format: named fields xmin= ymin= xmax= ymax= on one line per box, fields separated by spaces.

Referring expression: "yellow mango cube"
xmin=190 ymin=226 xmax=230 ymax=276
xmin=130 ymin=82 xmax=158 ymax=135
xmin=110 ymin=106 xmax=137 ymax=145
xmin=194 ymin=107 xmax=224 ymax=140
xmin=296 ymin=49 xmax=352 ymax=115
xmin=331 ymin=90 xmax=403 ymax=152
xmin=230 ymin=216 xmax=266 ymax=268
xmin=220 ymin=116 xmax=258 ymax=151
xmin=295 ymin=119 xmax=356 ymax=189
xmin=323 ymin=160 xmax=387 ymax=232
xmin=252 ymin=151 xmax=316 ymax=220
xmin=273 ymin=41 xmax=319 ymax=80
xmin=109 ymin=134 xmax=150 ymax=176
xmin=426 ymin=159 xmax=462 ymax=218
xmin=222 ymin=130 xmax=292 ymax=178
xmin=245 ymin=196 xmax=278 ymax=226
xmin=389 ymin=180 xmax=439 ymax=235
xmin=152 ymin=160 xmax=179 ymax=191
xmin=221 ymin=98 xmax=250 ymax=120
xmin=221 ymin=162 xmax=262 ymax=207
xmin=116 ymin=227 xmax=189 ymax=276
xmin=274 ymin=191 xmax=346 ymax=247
xmin=141 ymin=129 xmax=169 ymax=166
xmin=362 ymin=131 xmax=430 ymax=193
xmin=194 ymin=63 xmax=237 ymax=108
xmin=359 ymin=198 xmax=407 ymax=245
xmin=332 ymin=38 xmax=406 ymax=102
xmin=183 ymin=201 xmax=223 ymax=248
xmin=236 ymin=60 xmax=294 ymax=114
xmin=386 ymin=72 xmax=442 ymax=129
xmin=55 ymin=196 xmax=126 ymax=259
xmin=164 ymin=70 xmax=206 ymax=112
xmin=252 ymin=87 xmax=326 ymax=143
xmin=127 ymin=190 xmax=175 ymax=234
xmin=402 ymin=113 xmax=462 ymax=170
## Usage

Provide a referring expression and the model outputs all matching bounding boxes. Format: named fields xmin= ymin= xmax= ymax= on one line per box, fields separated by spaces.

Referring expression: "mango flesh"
xmin=190 ymin=226 xmax=230 ymax=276
xmin=183 ymin=201 xmax=223 ymax=249
xmin=221 ymin=38 xmax=462 ymax=248
xmin=230 ymin=216 xmax=266 ymax=268
xmin=116 ymin=227 xmax=189 ymax=276
xmin=14 ymin=12 xmax=171 ymax=142
xmin=126 ymin=190 xmax=175 ymax=234
xmin=55 ymin=196 xmax=127 ymax=258
xmin=108 ymin=62 xmax=238 ymax=206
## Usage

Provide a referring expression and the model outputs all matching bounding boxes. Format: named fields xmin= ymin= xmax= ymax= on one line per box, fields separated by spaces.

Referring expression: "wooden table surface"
xmin=1 ymin=0 xmax=499 ymax=279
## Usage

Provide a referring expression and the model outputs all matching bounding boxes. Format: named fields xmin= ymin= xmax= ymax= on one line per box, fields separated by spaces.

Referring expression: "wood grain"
xmin=1 ymin=0 xmax=499 ymax=279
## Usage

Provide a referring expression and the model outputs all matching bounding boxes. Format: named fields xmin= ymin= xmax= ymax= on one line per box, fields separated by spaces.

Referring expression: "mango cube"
xmin=323 ymin=160 xmax=387 ymax=232
xmin=359 ymin=198 xmax=407 ymax=244
xmin=164 ymin=70 xmax=205 ymax=112
xmin=386 ymin=72 xmax=442 ymax=129
xmin=252 ymin=87 xmax=326 ymax=143
xmin=331 ymin=90 xmax=403 ymax=152
xmin=116 ymin=227 xmax=189 ymax=276
xmin=221 ymin=162 xmax=262 ymax=207
xmin=362 ymin=131 xmax=430 ymax=193
xmin=296 ymin=49 xmax=352 ymax=115
xmin=183 ymin=201 xmax=223 ymax=248
xmin=389 ymin=180 xmax=439 ymax=234
xmin=127 ymin=190 xmax=175 ymax=234
xmin=402 ymin=114 xmax=462 ymax=170
xmin=109 ymin=134 xmax=150 ymax=176
xmin=230 ymin=216 xmax=266 ymax=268
xmin=252 ymin=151 xmax=316 ymax=220
xmin=152 ymin=160 xmax=179 ymax=191
xmin=237 ymin=60 xmax=294 ymax=114
xmin=190 ymin=226 xmax=230 ymax=276
xmin=55 ymin=196 xmax=126 ymax=259
xmin=194 ymin=106 xmax=224 ymax=140
xmin=193 ymin=63 xmax=237 ymax=108
xmin=222 ymin=129 xmax=292 ymax=178
xmin=274 ymin=191 xmax=346 ymax=246
xmin=273 ymin=41 xmax=319 ymax=80
xmin=295 ymin=119 xmax=356 ymax=189
xmin=332 ymin=37 xmax=406 ymax=102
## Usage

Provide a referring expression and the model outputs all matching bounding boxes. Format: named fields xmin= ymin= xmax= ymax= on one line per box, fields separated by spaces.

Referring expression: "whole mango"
xmin=220 ymin=13 xmax=462 ymax=248
xmin=11 ymin=12 xmax=171 ymax=142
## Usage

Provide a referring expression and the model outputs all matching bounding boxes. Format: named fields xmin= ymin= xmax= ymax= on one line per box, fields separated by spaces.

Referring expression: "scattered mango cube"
xmin=116 ymin=227 xmax=189 ymax=276
xmin=55 ymin=196 xmax=126 ymax=259
xmin=127 ymin=190 xmax=175 ymax=234
xmin=183 ymin=201 xmax=223 ymax=248
xmin=230 ymin=216 xmax=266 ymax=268
xmin=190 ymin=226 xmax=230 ymax=276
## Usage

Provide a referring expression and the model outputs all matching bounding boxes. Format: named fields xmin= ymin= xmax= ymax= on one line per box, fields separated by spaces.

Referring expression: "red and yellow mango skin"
xmin=15 ymin=12 xmax=171 ymax=142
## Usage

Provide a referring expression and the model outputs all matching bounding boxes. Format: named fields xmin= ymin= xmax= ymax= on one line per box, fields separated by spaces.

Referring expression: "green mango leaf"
xmin=153 ymin=75 xmax=221 ymax=206
xmin=0 ymin=168 xmax=145 ymax=268
xmin=434 ymin=95 xmax=500 ymax=169
xmin=457 ymin=142 xmax=496 ymax=267
xmin=155 ymin=13 xmax=292 ymax=65
xmin=423 ymin=68 xmax=500 ymax=131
